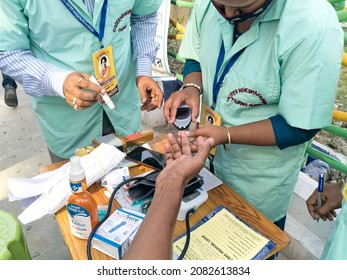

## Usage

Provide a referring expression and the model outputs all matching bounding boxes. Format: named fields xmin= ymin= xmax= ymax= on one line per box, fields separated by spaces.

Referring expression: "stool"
xmin=0 ymin=209 xmax=31 ymax=260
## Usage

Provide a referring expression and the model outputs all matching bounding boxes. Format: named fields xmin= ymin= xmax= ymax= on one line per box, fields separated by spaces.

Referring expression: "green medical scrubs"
xmin=0 ymin=0 xmax=162 ymax=159
xmin=321 ymin=199 xmax=347 ymax=259
xmin=179 ymin=0 xmax=343 ymax=221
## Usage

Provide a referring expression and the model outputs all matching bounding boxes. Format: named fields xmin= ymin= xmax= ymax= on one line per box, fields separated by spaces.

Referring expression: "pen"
xmin=317 ymin=173 xmax=324 ymax=223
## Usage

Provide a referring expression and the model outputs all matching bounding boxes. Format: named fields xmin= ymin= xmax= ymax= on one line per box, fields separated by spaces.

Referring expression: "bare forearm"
xmin=123 ymin=181 xmax=184 ymax=260
xmin=229 ymin=119 xmax=276 ymax=146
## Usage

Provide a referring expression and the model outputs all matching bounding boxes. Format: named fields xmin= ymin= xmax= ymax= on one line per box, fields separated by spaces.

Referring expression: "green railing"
xmin=170 ymin=0 xmax=194 ymax=8
xmin=168 ymin=1 xmax=193 ymax=81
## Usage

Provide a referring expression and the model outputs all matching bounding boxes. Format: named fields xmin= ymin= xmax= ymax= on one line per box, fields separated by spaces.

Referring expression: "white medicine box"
xmin=91 ymin=208 xmax=145 ymax=259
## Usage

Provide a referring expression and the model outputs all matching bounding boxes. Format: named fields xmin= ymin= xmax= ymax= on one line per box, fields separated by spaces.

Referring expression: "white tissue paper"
xmin=100 ymin=166 xmax=130 ymax=197
xmin=8 ymin=143 xmax=125 ymax=224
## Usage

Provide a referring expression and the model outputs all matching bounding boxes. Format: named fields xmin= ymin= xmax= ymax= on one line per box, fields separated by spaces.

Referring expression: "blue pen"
xmin=317 ymin=173 xmax=324 ymax=223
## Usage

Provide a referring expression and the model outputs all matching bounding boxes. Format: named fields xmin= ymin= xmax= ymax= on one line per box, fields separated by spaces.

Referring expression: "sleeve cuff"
xmin=136 ymin=57 xmax=153 ymax=77
xmin=44 ymin=67 xmax=72 ymax=98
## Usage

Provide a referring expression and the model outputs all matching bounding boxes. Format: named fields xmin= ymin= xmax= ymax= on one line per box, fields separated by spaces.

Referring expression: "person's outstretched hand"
xmin=156 ymin=132 xmax=214 ymax=191
xmin=306 ymin=182 xmax=343 ymax=222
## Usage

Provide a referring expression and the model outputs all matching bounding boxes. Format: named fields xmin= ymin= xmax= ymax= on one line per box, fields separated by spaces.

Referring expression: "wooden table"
xmin=40 ymin=134 xmax=290 ymax=260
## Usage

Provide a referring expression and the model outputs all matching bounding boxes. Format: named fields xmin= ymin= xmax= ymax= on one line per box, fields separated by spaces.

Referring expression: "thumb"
xmin=138 ymin=86 xmax=147 ymax=103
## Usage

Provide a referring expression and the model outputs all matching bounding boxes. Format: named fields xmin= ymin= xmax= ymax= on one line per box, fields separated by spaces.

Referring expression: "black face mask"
xmin=211 ymin=0 xmax=273 ymax=25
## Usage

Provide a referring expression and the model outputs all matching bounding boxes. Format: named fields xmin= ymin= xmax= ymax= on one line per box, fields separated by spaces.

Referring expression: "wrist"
xmin=223 ymin=127 xmax=232 ymax=151
xmin=155 ymin=177 xmax=185 ymax=200
xmin=179 ymin=83 xmax=202 ymax=95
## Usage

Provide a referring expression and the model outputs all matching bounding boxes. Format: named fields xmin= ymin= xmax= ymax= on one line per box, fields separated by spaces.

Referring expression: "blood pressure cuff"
xmin=128 ymin=170 xmax=204 ymax=200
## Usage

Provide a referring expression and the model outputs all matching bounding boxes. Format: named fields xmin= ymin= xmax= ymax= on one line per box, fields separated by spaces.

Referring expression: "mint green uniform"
xmin=0 ymin=0 xmax=162 ymax=159
xmin=179 ymin=0 xmax=343 ymax=221
xmin=321 ymin=199 xmax=347 ymax=259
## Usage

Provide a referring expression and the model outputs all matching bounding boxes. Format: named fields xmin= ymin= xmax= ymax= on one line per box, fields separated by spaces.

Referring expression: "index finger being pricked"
xmin=180 ymin=132 xmax=192 ymax=156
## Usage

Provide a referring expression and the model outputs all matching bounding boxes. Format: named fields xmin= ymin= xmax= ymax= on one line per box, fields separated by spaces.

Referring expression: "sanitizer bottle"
xmin=66 ymin=156 xmax=99 ymax=239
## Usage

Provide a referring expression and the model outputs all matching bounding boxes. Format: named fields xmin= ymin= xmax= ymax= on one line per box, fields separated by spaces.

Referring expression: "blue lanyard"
xmin=212 ymin=42 xmax=245 ymax=110
xmin=60 ymin=0 xmax=108 ymax=49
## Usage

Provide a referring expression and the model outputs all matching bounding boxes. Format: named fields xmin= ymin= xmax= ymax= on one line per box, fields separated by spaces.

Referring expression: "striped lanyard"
xmin=60 ymin=0 xmax=108 ymax=49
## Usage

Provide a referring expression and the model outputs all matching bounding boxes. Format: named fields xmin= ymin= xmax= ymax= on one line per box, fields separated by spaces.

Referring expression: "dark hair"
xmin=101 ymin=56 xmax=107 ymax=64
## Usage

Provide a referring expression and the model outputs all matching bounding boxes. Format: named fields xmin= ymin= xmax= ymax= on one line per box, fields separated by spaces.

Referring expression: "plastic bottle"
xmin=66 ymin=156 xmax=99 ymax=239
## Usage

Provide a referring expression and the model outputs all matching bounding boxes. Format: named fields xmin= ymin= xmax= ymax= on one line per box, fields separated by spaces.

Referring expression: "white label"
xmin=67 ymin=203 xmax=92 ymax=239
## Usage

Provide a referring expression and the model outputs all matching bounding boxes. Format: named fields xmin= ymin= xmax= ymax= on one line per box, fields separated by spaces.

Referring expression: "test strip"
xmin=89 ymin=76 xmax=115 ymax=110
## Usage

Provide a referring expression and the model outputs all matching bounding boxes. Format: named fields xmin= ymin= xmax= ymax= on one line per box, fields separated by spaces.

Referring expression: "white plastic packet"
xmin=8 ymin=143 xmax=125 ymax=224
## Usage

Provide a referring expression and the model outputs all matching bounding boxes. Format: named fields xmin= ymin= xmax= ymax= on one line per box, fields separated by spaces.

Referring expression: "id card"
xmin=92 ymin=45 xmax=119 ymax=100
xmin=200 ymin=104 xmax=222 ymax=162
xmin=342 ymin=182 xmax=347 ymax=203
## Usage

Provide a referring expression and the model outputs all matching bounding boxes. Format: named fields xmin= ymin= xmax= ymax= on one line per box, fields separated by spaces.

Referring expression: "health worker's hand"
xmin=178 ymin=126 xmax=228 ymax=153
xmin=306 ymin=182 xmax=343 ymax=222
xmin=163 ymin=86 xmax=200 ymax=124
xmin=63 ymin=72 xmax=105 ymax=111
xmin=136 ymin=76 xmax=163 ymax=111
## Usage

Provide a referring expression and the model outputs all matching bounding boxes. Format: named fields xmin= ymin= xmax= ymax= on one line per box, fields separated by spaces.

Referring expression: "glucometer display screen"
xmin=126 ymin=147 xmax=166 ymax=170
xmin=174 ymin=105 xmax=192 ymax=130
xmin=176 ymin=108 xmax=191 ymax=119
xmin=182 ymin=189 xmax=200 ymax=203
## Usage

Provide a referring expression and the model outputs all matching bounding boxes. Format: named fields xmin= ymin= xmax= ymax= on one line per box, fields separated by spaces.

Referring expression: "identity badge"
xmin=200 ymin=104 xmax=221 ymax=162
xmin=342 ymin=181 xmax=347 ymax=203
xmin=92 ymin=45 xmax=119 ymax=100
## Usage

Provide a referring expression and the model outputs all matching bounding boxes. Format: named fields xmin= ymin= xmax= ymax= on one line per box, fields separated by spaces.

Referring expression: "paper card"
xmin=92 ymin=45 xmax=119 ymax=98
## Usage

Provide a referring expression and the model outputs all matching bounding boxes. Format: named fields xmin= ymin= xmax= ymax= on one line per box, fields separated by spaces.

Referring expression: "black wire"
xmin=177 ymin=207 xmax=196 ymax=260
xmin=86 ymin=175 xmax=197 ymax=260
xmin=87 ymin=176 xmax=145 ymax=260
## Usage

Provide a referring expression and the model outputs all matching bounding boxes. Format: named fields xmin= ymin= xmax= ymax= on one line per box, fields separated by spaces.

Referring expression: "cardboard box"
xmin=92 ymin=130 xmax=154 ymax=152
xmin=92 ymin=208 xmax=145 ymax=259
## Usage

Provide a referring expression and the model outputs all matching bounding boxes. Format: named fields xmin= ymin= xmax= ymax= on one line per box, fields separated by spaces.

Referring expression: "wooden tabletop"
xmin=40 ymin=134 xmax=290 ymax=260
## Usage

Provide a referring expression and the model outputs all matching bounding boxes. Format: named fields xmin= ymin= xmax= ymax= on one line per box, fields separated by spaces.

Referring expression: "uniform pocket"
xmin=218 ymin=70 xmax=280 ymax=123
xmin=222 ymin=70 xmax=279 ymax=107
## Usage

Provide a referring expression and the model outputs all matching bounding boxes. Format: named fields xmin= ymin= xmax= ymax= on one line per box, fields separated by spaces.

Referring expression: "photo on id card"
xmin=92 ymin=45 xmax=119 ymax=99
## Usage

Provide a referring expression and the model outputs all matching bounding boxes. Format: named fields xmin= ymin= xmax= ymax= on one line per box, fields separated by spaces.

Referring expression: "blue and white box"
xmin=92 ymin=208 xmax=145 ymax=259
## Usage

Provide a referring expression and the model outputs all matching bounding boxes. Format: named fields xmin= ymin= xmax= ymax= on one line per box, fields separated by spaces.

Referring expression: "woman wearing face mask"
xmin=164 ymin=0 xmax=343 ymax=236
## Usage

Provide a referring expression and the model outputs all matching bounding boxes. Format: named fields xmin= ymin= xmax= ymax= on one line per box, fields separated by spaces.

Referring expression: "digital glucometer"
xmin=173 ymin=105 xmax=192 ymax=130
xmin=177 ymin=187 xmax=208 ymax=221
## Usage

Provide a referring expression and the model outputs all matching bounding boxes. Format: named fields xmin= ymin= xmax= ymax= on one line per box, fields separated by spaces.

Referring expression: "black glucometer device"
xmin=173 ymin=105 xmax=192 ymax=130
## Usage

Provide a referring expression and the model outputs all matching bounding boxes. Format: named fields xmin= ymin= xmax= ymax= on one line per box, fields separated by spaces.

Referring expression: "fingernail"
xmin=101 ymin=89 xmax=106 ymax=94
xmin=184 ymin=131 xmax=190 ymax=136
xmin=208 ymin=138 xmax=214 ymax=146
